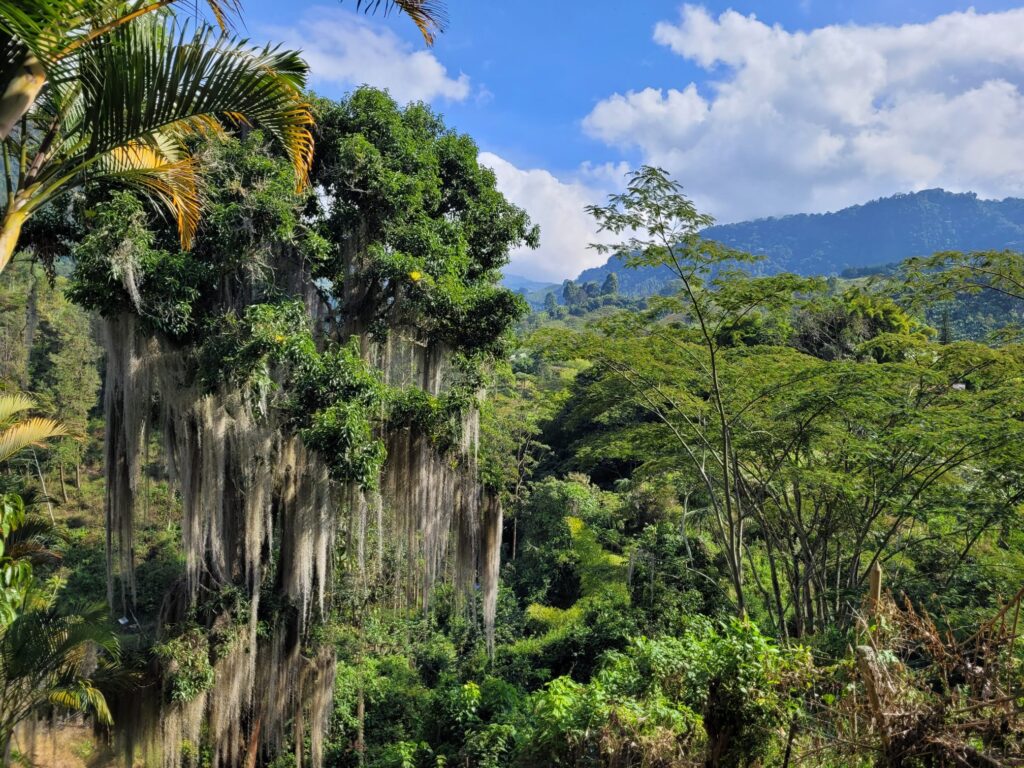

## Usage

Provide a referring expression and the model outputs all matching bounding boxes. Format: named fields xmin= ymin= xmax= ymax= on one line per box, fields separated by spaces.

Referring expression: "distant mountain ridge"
xmin=500 ymin=273 xmax=559 ymax=294
xmin=575 ymin=189 xmax=1024 ymax=295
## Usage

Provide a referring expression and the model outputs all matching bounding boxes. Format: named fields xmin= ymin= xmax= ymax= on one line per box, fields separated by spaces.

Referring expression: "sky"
xmin=239 ymin=0 xmax=1024 ymax=281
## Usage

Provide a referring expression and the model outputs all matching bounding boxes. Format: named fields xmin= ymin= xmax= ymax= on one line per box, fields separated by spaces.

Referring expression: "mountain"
xmin=500 ymin=273 xmax=560 ymax=294
xmin=575 ymin=189 xmax=1024 ymax=294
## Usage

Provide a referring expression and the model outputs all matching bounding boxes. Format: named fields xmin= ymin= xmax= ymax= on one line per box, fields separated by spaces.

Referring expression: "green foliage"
xmin=153 ymin=626 xmax=215 ymax=703
xmin=506 ymin=477 xmax=617 ymax=607
xmin=522 ymin=621 xmax=809 ymax=768
xmin=629 ymin=520 xmax=728 ymax=634
xmin=0 ymin=493 xmax=30 ymax=627
xmin=312 ymin=88 xmax=536 ymax=358
xmin=387 ymin=385 xmax=473 ymax=455
xmin=289 ymin=339 xmax=388 ymax=485
xmin=70 ymin=131 xmax=316 ymax=340
xmin=902 ymin=249 xmax=1024 ymax=343
xmin=69 ymin=191 xmax=210 ymax=337
xmin=792 ymin=285 xmax=932 ymax=361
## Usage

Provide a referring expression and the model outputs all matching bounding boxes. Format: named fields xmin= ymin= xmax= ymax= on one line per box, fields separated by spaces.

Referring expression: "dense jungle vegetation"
xmin=0 ymin=2 xmax=1022 ymax=768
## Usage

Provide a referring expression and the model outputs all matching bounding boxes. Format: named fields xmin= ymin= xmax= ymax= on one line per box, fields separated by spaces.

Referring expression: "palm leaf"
xmin=0 ymin=0 xmax=240 ymax=65
xmin=48 ymin=681 xmax=113 ymax=723
xmin=5 ymin=515 xmax=64 ymax=566
xmin=0 ymin=393 xmax=35 ymax=425
xmin=349 ymin=0 xmax=447 ymax=45
xmin=0 ymin=417 xmax=67 ymax=462
xmin=94 ymin=139 xmax=203 ymax=248
xmin=74 ymin=20 xmax=313 ymax=187
xmin=2 ymin=604 xmax=120 ymax=729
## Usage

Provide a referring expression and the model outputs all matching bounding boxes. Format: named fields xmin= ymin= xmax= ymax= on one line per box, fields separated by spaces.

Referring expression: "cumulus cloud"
xmin=479 ymin=152 xmax=620 ymax=282
xmin=266 ymin=7 xmax=470 ymax=104
xmin=583 ymin=5 xmax=1024 ymax=222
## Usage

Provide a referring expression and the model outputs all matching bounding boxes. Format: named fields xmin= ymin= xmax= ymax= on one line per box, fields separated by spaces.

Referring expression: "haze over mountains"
xmin=504 ymin=189 xmax=1024 ymax=297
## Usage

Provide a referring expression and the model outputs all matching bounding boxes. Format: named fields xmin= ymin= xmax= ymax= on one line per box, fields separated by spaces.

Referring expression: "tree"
xmin=903 ymin=250 xmax=1024 ymax=342
xmin=538 ymin=317 xmax=1024 ymax=637
xmin=562 ymin=280 xmax=582 ymax=307
xmin=26 ymin=277 xmax=100 ymax=498
xmin=600 ymin=271 xmax=619 ymax=296
xmin=904 ymin=250 xmax=1024 ymax=304
xmin=791 ymin=286 xmax=931 ymax=361
xmin=579 ymin=166 xmax=817 ymax=613
xmin=64 ymin=90 xmax=537 ymax=765
xmin=0 ymin=3 xmax=316 ymax=273
xmin=543 ymin=291 xmax=558 ymax=315
xmin=0 ymin=396 xmax=117 ymax=761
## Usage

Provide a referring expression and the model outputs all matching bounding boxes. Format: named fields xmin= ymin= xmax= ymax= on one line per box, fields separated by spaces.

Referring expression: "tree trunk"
xmin=2 ymin=728 xmax=12 ymax=768
xmin=0 ymin=204 xmax=28 ymax=275
xmin=0 ymin=54 xmax=46 ymax=141
xmin=22 ymin=260 xmax=38 ymax=388
xmin=356 ymin=682 xmax=366 ymax=768
xmin=243 ymin=716 xmax=262 ymax=768
xmin=59 ymin=463 xmax=68 ymax=504
xmin=32 ymin=448 xmax=54 ymax=523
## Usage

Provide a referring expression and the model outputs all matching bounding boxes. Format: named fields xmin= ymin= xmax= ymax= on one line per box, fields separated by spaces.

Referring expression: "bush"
xmin=519 ymin=619 xmax=810 ymax=768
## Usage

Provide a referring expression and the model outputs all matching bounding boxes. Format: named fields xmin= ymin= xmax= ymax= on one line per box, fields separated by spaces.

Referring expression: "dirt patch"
xmin=11 ymin=721 xmax=123 ymax=768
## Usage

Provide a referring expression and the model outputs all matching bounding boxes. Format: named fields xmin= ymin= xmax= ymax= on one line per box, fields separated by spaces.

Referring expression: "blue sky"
xmin=241 ymin=0 xmax=1024 ymax=280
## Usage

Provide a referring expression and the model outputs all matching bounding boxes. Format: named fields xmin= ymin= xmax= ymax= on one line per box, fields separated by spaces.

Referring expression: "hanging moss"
xmin=69 ymin=89 xmax=535 ymax=768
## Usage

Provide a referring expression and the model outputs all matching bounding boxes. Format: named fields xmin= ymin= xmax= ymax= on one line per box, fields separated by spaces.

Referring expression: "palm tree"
xmin=0 ymin=0 xmax=242 ymax=141
xmin=0 ymin=0 xmax=454 ymax=275
xmin=0 ymin=394 xmax=116 ymax=763
xmin=0 ymin=2 xmax=314 ymax=273
xmin=0 ymin=0 xmax=446 ymax=140
xmin=0 ymin=597 xmax=120 ymax=762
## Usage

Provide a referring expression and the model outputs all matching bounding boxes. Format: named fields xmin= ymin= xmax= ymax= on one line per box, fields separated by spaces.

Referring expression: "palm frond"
xmin=95 ymin=139 xmax=203 ymax=249
xmin=5 ymin=515 xmax=64 ymax=567
xmin=2 ymin=605 xmax=120 ymax=730
xmin=0 ymin=0 xmax=240 ymax=65
xmin=74 ymin=20 xmax=312 ymax=187
xmin=0 ymin=393 xmax=34 ymax=425
xmin=0 ymin=417 xmax=67 ymax=462
xmin=350 ymin=0 xmax=447 ymax=45
xmin=48 ymin=681 xmax=113 ymax=724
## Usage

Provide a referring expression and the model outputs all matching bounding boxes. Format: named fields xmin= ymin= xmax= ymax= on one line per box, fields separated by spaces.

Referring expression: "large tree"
xmin=67 ymin=87 xmax=536 ymax=766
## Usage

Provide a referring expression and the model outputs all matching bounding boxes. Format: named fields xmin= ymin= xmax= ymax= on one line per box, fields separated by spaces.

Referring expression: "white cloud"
xmin=479 ymin=152 xmax=620 ymax=282
xmin=266 ymin=7 xmax=470 ymax=104
xmin=584 ymin=5 xmax=1024 ymax=222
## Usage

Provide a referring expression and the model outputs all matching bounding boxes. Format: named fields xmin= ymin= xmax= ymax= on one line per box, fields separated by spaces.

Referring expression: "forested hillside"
xmin=3 ymin=147 xmax=1023 ymax=768
xmin=576 ymin=188 xmax=1024 ymax=292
